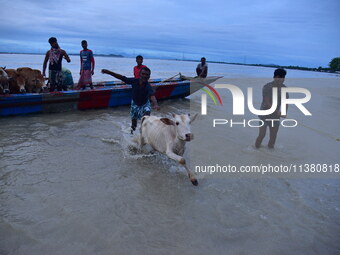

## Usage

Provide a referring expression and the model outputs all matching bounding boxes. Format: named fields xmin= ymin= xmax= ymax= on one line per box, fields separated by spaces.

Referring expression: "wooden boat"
xmin=0 ymin=75 xmax=222 ymax=116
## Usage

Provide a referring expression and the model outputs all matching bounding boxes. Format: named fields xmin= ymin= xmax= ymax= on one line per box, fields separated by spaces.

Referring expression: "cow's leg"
xmin=183 ymin=165 xmax=198 ymax=186
xmin=165 ymin=150 xmax=198 ymax=186
xmin=165 ymin=150 xmax=184 ymax=163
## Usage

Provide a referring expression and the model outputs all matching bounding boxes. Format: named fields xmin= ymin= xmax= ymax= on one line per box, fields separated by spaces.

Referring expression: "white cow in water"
xmin=140 ymin=113 xmax=198 ymax=186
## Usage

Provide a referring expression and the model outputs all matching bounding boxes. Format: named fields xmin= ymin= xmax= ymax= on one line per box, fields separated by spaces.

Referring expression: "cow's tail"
xmin=141 ymin=116 xmax=148 ymax=126
xmin=139 ymin=116 xmax=149 ymax=148
xmin=140 ymin=116 xmax=147 ymax=136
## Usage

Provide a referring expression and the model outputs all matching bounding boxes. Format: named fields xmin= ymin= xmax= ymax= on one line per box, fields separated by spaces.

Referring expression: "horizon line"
xmin=0 ymin=52 xmax=332 ymax=71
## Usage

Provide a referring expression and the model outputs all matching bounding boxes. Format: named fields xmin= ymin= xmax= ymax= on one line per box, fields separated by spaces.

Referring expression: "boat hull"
xmin=0 ymin=76 xmax=221 ymax=116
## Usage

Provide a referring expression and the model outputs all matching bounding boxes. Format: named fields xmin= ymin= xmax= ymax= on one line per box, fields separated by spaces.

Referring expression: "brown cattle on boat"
xmin=17 ymin=67 xmax=46 ymax=93
xmin=4 ymin=69 xmax=26 ymax=93
xmin=140 ymin=113 xmax=198 ymax=186
xmin=32 ymin=69 xmax=47 ymax=92
xmin=0 ymin=67 xmax=10 ymax=94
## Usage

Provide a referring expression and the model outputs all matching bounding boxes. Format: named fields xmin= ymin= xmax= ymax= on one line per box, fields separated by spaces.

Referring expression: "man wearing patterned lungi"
xmin=77 ymin=40 xmax=95 ymax=90
xmin=42 ymin=37 xmax=71 ymax=92
xmin=101 ymin=67 xmax=160 ymax=134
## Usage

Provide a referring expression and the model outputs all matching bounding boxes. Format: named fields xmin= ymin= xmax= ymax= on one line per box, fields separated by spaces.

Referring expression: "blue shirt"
xmin=80 ymin=49 xmax=94 ymax=70
xmin=122 ymin=77 xmax=155 ymax=106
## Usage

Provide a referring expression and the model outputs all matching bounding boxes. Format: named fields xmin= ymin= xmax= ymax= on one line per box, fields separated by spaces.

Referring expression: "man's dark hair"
xmin=201 ymin=57 xmax=206 ymax=61
xmin=136 ymin=55 xmax=143 ymax=60
xmin=81 ymin=40 xmax=87 ymax=44
xmin=140 ymin=66 xmax=151 ymax=75
xmin=48 ymin=37 xmax=57 ymax=44
xmin=274 ymin=68 xmax=287 ymax=78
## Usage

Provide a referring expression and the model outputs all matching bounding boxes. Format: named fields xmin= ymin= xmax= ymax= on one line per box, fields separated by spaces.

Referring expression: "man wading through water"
xmin=255 ymin=68 xmax=289 ymax=149
xmin=101 ymin=67 xmax=160 ymax=134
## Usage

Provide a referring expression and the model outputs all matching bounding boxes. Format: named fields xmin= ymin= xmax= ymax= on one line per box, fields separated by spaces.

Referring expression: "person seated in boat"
xmin=134 ymin=55 xmax=147 ymax=78
xmin=101 ymin=67 xmax=160 ymax=134
xmin=76 ymin=40 xmax=95 ymax=90
xmin=196 ymin=57 xmax=208 ymax=78
xmin=62 ymin=67 xmax=74 ymax=89
xmin=43 ymin=37 xmax=71 ymax=92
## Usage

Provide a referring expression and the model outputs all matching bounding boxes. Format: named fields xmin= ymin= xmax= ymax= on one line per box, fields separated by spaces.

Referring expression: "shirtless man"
xmin=43 ymin=37 xmax=71 ymax=91
xmin=255 ymin=68 xmax=289 ymax=149
xmin=196 ymin=57 xmax=208 ymax=78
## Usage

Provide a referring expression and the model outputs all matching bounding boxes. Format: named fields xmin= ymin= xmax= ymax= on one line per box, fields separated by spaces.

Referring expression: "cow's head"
xmin=160 ymin=113 xmax=197 ymax=142
xmin=17 ymin=75 xmax=26 ymax=93
xmin=31 ymin=77 xmax=44 ymax=87
xmin=31 ymin=70 xmax=46 ymax=92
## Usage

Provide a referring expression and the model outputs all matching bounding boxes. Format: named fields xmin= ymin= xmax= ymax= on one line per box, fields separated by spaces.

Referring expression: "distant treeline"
xmin=207 ymin=57 xmax=340 ymax=73
xmin=208 ymin=61 xmax=334 ymax=73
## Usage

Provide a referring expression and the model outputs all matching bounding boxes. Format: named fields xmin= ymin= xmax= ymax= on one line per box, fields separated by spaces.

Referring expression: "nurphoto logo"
xmin=200 ymin=83 xmax=312 ymax=128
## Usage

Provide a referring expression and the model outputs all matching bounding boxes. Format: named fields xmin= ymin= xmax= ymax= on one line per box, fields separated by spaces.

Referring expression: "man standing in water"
xmin=133 ymin=55 xmax=147 ymax=78
xmin=101 ymin=67 xmax=160 ymax=134
xmin=196 ymin=57 xmax=208 ymax=78
xmin=43 ymin=37 xmax=71 ymax=91
xmin=255 ymin=68 xmax=289 ymax=149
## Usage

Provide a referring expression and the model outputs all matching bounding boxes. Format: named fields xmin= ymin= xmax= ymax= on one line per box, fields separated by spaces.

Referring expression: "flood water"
xmin=0 ymin=54 xmax=339 ymax=255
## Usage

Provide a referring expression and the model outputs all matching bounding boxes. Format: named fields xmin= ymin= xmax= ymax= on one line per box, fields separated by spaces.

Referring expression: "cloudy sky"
xmin=0 ymin=0 xmax=339 ymax=67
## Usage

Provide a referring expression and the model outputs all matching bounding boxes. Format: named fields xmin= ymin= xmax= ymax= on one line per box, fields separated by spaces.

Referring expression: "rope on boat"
xmin=161 ymin=73 xmax=181 ymax=83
